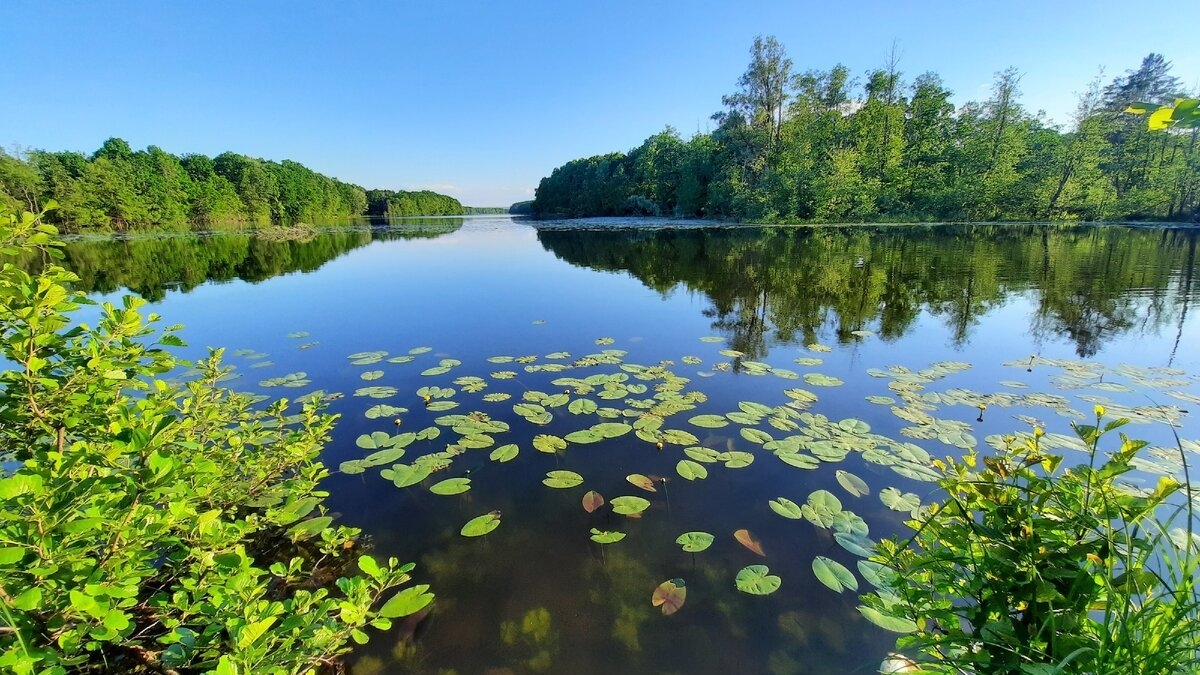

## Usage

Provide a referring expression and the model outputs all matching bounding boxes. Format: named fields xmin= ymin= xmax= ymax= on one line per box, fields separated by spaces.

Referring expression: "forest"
xmin=533 ymin=39 xmax=1199 ymax=223
xmin=0 ymin=138 xmax=468 ymax=230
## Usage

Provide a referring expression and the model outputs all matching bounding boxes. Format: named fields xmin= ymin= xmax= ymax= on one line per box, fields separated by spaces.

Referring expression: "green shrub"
xmin=865 ymin=410 xmax=1200 ymax=675
xmin=0 ymin=206 xmax=432 ymax=674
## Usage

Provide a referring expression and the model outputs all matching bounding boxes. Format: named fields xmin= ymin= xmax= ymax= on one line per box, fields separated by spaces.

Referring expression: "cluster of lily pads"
xmin=233 ymin=331 xmax=1200 ymax=632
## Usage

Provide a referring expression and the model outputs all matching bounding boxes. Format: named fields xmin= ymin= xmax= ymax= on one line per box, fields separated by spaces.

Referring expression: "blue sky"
xmin=2 ymin=1 xmax=1196 ymax=206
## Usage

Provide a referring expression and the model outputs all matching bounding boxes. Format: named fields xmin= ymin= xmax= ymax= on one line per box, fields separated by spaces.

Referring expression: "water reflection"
xmin=535 ymin=223 xmax=1200 ymax=358
xmin=36 ymin=218 xmax=465 ymax=301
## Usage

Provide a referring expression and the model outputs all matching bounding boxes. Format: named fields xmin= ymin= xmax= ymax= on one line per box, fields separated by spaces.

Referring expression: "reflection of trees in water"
xmin=39 ymin=220 xmax=465 ymax=301
xmin=537 ymin=224 xmax=1200 ymax=358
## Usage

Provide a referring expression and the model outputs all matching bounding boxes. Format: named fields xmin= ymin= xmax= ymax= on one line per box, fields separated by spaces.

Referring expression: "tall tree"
xmin=720 ymin=35 xmax=793 ymax=149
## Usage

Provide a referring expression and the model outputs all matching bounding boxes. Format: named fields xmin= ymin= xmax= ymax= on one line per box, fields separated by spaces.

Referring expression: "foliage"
xmin=533 ymin=41 xmax=1199 ymax=223
xmin=864 ymin=411 xmax=1200 ymax=675
xmin=1127 ymin=98 xmax=1200 ymax=130
xmin=0 ymin=207 xmax=428 ymax=674
xmin=0 ymin=142 xmax=465 ymax=232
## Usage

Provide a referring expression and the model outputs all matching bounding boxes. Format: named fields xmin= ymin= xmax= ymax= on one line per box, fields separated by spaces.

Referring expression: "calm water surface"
xmin=64 ymin=216 xmax=1200 ymax=675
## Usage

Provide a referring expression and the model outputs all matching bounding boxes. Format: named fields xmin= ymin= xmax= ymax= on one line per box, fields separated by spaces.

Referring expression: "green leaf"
xmin=879 ymin=487 xmax=921 ymax=513
xmin=676 ymin=531 xmax=714 ymax=552
xmin=740 ymin=427 xmax=773 ymax=444
xmin=610 ymin=495 xmax=651 ymax=515
xmin=768 ymin=497 xmax=803 ymax=520
xmin=460 ymin=511 xmax=502 ymax=537
xmin=0 ymin=547 xmax=25 ymax=565
xmin=689 ymin=414 xmax=729 ymax=428
xmin=735 ymin=565 xmax=781 ymax=595
xmin=589 ymin=528 xmax=626 ymax=544
xmin=533 ymin=434 xmax=567 ymax=454
xmin=489 ymin=444 xmax=519 ymax=462
xmin=676 ymin=459 xmax=708 ymax=481
xmin=812 ymin=556 xmax=857 ymax=593
xmin=379 ymin=584 xmax=435 ymax=617
xmin=543 ymin=470 xmax=584 ymax=489
xmin=835 ymin=470 xmax=869 ymax=497
xmin=857 ymin=605 xmax=917 ymax=632
xmin=429 ymin=477 xmax=471 ymax=496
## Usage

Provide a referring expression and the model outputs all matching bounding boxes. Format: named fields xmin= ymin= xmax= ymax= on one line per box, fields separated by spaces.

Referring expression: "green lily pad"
xmin=676 ymin=459 xmax=708 ymax=481
xmin=590 ymin=528 xmax=626 ymax=544
xmin=688 ymin=414 xmax=729 ymax=428
xmin=879 ymin=487 xmax=921 ymax=513
xmin=812 ymin=556 xmax=858 ymax=593
xmin=768 ymin=497 xmax=803 ymax=519
xmin=409 ymin=346 xmax=432 ymax=355
xmin=429 ymin=477 xmax=471 ymax=496
xmin=533 ymin=434 xmax=568 ymax=453
xmin=489 ymin=444 xmax=519 ymax=462
xmin=835 ymin=470 xmax=870 ymax=497
xmin=611 ymin=496 xmax=651 ymax=515
xmin=722 ymin=451 xmax=755 ymax=469
xmin=460 ymin=511 xmax=501 ymax=537
xmin=741 ymin=428 xmax=773 ymax=445
xmin=482 ymin=392 xmax=511 ymax=402
xmin=365 ymin=404 xmax=407 ymax=419
xmin=568 ymin=398 xmax=598 ymax=415
xmin=676 ymin=531 xmax=715 ymax=552
xmin=801 ymin=490 xmax=843 ymax=528
xmin=735 ymin=565 xmax=781 ymax=595
xmin=684 ymin=446 xmax=722 ymax=463
xmin=778 ymin=453 xmax=819 ymax=470
xmin=388 ymin=463 xmax=431 ymax=489
xmin=543 ymin=470 xmax=584 ymax=488
xmin=356 ymin=431 xmax=397 ymax=450
xmin=355 ymin=386 xmax=398 ymax=399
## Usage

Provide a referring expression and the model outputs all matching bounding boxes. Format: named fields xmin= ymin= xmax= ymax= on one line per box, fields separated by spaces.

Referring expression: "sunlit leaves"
xmin=676 ymin=459 xmax=708 ymax=481
xmin=460 ymin=511 xmax=501 ymax=537
xmin=689 ymin=414 xmax=729 ymax=428
xmin=735 ymin=565 xmax=781 ymax=595
xmin=490 ymin=444 xmax=519 ymax=462
xmin=354 ymin=385 xmax=397 ymax=399
xmin=812 ymin=556 xmax=857 ymax=593
xmin=835 ymin=470 xmax=869 ymax=497
xmin=611 ymin=496 xmax=650 ymax=516
xmin=676 ymin=531 xmax=714 ymax=553
xmin=533 ymin=434 xmax=567 ymax=454
xmin=429 ymin=477 xmax=471 ymax=496
xmin=768 ymin=497 xmax=803 ymax=519
xmin=543 ymin=470 xmax=583 ymax=488
xmin=626 ymin=474 xmax=657 ymax=492
xmin=879 ymin=487 xmax=921 ymax=513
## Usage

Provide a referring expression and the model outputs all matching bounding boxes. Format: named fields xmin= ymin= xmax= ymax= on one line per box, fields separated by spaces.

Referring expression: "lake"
xmin=60 ymin=216 xmax=1200 ymax=675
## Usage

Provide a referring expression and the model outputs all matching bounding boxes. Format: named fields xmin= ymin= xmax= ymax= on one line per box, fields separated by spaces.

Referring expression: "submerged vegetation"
xmin=534 ymin=40 xmax=1199 ymax=223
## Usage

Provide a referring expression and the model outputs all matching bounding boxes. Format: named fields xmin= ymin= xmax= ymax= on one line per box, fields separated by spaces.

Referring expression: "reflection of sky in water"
xmin=72 ymin=218 xmax=1200 ymax=675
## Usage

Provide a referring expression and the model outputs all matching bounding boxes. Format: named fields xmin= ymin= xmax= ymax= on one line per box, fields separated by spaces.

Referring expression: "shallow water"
xmin=61 ymin=216 xmax=1200 ymax=675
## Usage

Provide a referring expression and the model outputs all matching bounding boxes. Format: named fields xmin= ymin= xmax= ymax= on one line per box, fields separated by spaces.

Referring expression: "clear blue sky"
xmin=2 ymin=1 xmax=1196 ymax=206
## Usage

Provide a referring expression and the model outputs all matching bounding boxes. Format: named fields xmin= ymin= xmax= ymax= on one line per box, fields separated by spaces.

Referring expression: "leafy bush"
xmin=0 ymin=206 xmax=431 ymax=674
xmin=865 ymin=410 xmax=1200 ymax=675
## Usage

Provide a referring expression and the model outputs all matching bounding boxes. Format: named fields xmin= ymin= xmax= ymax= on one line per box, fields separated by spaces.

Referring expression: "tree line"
xmin=533 ymin=39 xmax=1199 ymax=223
xmin=0 ymin=138 xmax=468 ymax=230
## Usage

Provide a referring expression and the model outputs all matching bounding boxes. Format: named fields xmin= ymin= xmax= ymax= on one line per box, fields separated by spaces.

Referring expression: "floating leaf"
xmin=429 ymin=477 xmax=471 ymax=496
xmin=408 ymin=347 xmax=432 ymax=355
xmin=611 ymin=496 xmax=651 ymax=515
xmin=879 ymin=487 xmax=921 ymax=513
xmin=740 ymin=428 xmax=773 ymax=445
xmin=533 ymin=434 xmax=567 ymax=454
xmin=734 ymin=529 xmax=765 ymax=557
xmin=802 ymin=490 xmax=843 ymax=528
xmin=582 ymin=490 xmax=605 ymax=513
xmin=722 ymin=451 xmax=755 ymax=469
xmin=590 ymin=528 xmax=626 ymax=544
xmin=355 ymin=386 xmax=397 ymax=399
xmin=339 ymin=459 xmax=366 ymax=475
xmin=386 ymin=355 xmax=415 ymax=364
xmin=652 ymin=578 xmax=687 ymax=615
xmin=659 ymin=429 xmax=699 ymax=446
xmin=287 ymin=331 xmax=310 ymax=339
xmin=684 ymin=446 xmax=722 ymax=463
xmin=804 ymin=373 xmax=844 ymax=387
xmin=568 ymin=398 xmax=598 ymax=415
xmin=626 ymin=474 xmax=657 ymax=492
xmin=543 ymin=470 xmax=583 ymax=489
xmin=356 ymin=431 xmax=397 ymax=450
xmin=676 ymin=531 xmax=714 ymax=553
xmin=768 ymin=497 xmax=803 ymax=520
xmin=777 ymin=453 xmax=819 ymax=470
xmin=812 ymin=556 xmax=858 ymax=593
xmin=365 ymin=404 xmax=406 ymax=419
xmin=834 ymin=532 xmax=876 ymax=558
xmin=836 ymin=470 xmax=870 ymax=497
xmin=735 ymin=565 xmax=781 ymax=595
xmin=389 ymin=463 xmax=431 ymax=488
xmin=676 ymin=459 xmax=708 ymax=481
xmin=349 ymin=351 xmax=387 ymax=365
xmin=489 ymin=444 xmax=519 ymax=463
xmin=482 ymin=392 xmax=511 ymax=402
xmin=425 ymin=401 xmax=458 ymax=412
xmin=689 ymin=414 xmax=729 ymax=428
xmin=460 ymin=511 xmax=501 ymax=537
xmin=699 ymin=336 xmax=724 ymax=343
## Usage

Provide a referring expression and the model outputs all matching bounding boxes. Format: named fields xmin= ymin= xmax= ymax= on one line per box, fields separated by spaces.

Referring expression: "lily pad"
xmin=734 ymin=529 xmax=766 ymax=557
xmin=460 ymin=511 xmax=501 ymax=537
xmin=626 ymin=474 xmax=657 ymax=492
xmin=543 ymin=470 xmax=584 ymax=489
xmin=879 ymin=487 xmax=921 ymax=513
xmin=365 ymin=404 xmax=407 ymax=419
xmin=590 ymin=528 xmax=625 ymax=544
xmin=676 ymin=459 xmax=708 ymax=481
xmin=768 ymin=497 xmax=803 ymax=520
xmin=835 ymin=470 xmax=870 ymax=497
xmin=611 ymin=496 xmax=651 ymax=515
xmin=489 ymin=444 xmax=519 ymax=463
xmin=582 ymin=490 xmax=605 ymax=513
xmin=812 ymin=555 xmax=858 ymax=593
xmin=676 ymin=531 xmax=714 ymax=553
xmin=652 ymin=578 xmax=687 ymax=615
xmin=735 ymin=565 xmax=781 ymax=595
xmin=533 ymin=434 xmax=568 ymax=454
xmin=429 ymin=477 xmax=471 ymax=496
xmin=689 ymin=414 xmax=729 ymax=428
